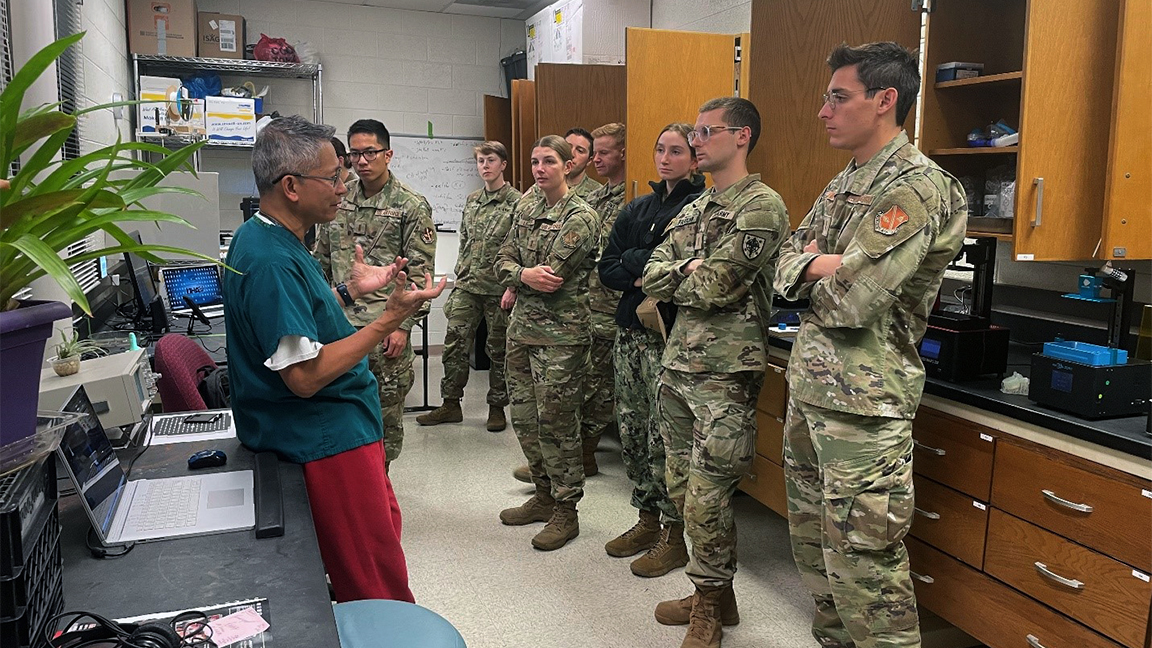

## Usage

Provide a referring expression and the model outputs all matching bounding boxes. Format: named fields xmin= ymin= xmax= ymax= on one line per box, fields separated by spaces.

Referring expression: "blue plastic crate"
xmin=1042 ymin=340 xmax=1127 ymax=366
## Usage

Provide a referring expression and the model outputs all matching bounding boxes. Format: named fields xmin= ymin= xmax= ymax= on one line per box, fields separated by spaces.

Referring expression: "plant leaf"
xmin=0 ymin=32 xmax=84 ymax=170
xmin=9 ymin=112 xmax=75 ymax=159
xmin=0 ymin=233 xmax=90 ymax=314
xmin=0 ymin=190 xmax=86 ymax=230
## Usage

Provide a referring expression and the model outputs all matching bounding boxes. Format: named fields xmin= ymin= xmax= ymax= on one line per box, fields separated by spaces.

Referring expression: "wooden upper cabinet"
xmin=510 ymin=79 xmax=536 ymax=192
xmin=624 ymin=28 xmax=739 ymax=203
xmin=746 ymin=0 xmax=921 ymax=229
xmin=1100 ymin=0 xmax=1151 ymax=261
xmin=534 ymin=63 xmax=626 ymax=185
xmin=1013 ymin=0 xmax=1120 ymax=261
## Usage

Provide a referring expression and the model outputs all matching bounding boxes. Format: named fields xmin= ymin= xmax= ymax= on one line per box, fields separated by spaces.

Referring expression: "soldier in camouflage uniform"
xmin=494 ymin=135 xmax=600 ymax=552
xmin=774 ymin=43 xmax=968 ymax=648
xmin=644 ymin=98 xmax=789 ymax=648
xmin=314 ymin=119 xmax=436 ymax=468
xmin=416 ymin=142 xmax=519 ymax=432
xmin=565 ymin=127 xmax=603 ymax=201
xmin=599 ymin=123 xmax=706 ymax=578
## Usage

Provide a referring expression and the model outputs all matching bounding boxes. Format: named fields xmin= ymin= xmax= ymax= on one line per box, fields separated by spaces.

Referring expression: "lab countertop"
xmin=769 ymin=336 xmax=1151 ymax=461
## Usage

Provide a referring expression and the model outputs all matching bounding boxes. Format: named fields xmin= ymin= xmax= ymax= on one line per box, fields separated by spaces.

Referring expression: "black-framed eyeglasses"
xmin=687 ymin=125 xmax=743 ymax=145
xmin=274 ymin=172 xmax=344 ymax=189
xmin=822 ymin=87 xmax=888 ymax=109
xmin=347 ymin=148 xmax=388 ymax=162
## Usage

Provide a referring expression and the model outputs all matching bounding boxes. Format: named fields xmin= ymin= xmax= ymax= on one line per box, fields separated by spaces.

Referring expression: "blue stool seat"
xmin=334 ymin=599 xmax=466 ymax=648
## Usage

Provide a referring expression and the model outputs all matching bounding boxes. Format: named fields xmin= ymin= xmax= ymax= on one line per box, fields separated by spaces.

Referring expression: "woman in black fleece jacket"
xmin=595 ymin=123 xmax=706 ymax=577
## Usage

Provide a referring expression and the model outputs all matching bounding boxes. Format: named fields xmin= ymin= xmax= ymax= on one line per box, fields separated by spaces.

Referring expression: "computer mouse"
xmin=188 ymin=449 xmax=227 ymax=470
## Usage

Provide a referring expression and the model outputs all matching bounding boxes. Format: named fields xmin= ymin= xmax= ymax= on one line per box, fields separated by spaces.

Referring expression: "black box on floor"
xmin=0 ymin=457 xmax=64 ymax=647
xmin=1029 ymin=354 xmax=1152 ymax=419
xmin=0 ymin=457 xmax=57 ymax=579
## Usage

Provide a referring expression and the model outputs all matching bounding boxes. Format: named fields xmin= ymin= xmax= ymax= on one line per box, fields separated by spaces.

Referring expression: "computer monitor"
xmin=160 ymin=265 xmax=224 ymax=312
xmin=122 ymin=230 xmax=158 ymax=316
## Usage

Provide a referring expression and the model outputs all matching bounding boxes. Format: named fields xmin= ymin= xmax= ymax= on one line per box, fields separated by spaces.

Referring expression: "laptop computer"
xmin=56 ymin=385 xmax=254 ymax=545
xmin=160 ymin=264 xmax=225 ymax=319
xmin=148 ymin=409 xmax=238 ymax=446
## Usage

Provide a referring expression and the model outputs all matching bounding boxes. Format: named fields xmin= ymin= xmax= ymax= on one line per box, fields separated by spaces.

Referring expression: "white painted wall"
xmin=652 ymin=0 xmax=750 ymax=33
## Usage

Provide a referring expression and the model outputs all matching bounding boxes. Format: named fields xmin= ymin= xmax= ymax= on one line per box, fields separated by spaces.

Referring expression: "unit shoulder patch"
xmin=421 ymin=227 xmax=436 ymax=244
xmin=875 ymin=205 xmax=910 ymax=235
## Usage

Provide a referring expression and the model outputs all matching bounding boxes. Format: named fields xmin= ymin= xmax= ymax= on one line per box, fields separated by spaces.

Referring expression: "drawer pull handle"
xmin=914 ymin=507 xmax=941 ymax=520
xmin=746 ymin=472 xmax=758 ymax=483
xmin=1026 ymin=634 xmax=1047 ymax=648
xmin=1034 ymin=562 xmax=1084 ymax=590
xmin=1041 ymin=489 xmax=1094 ymax=513
xmin=913 ymin=440 xmax=946 ymax=456
xmin=910 ymin=570 xmax=934 ymax=584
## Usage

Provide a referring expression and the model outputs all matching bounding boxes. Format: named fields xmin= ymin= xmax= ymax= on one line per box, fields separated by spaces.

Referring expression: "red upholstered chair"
xmin=153 ymin=334 xmax=214 ymax=411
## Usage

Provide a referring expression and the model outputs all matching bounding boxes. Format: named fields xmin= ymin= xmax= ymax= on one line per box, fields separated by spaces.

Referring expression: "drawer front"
xmin=755 ymin=409 xmax=784 ymax=464
xmin=909 ymin=475 xmax=988 ymax=569
xmin=906 ymin=537 xmax=1125 ymax=648
xmin=739 ymin=453 xmax=787 ymax=518
xmin=991 ymin=440 xmax=1152 ymax=572
xmin=911 ymin=407 xmax=995 ymax=500
xmin=756 ymin=363 xmax=787 ymax=418
xmin=984 ymin=509 xmax=1150 ymax=648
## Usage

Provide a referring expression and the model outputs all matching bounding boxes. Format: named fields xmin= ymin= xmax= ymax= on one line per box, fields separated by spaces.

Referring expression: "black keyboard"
xmin=152 ymin=412 xmax=232 ymax=436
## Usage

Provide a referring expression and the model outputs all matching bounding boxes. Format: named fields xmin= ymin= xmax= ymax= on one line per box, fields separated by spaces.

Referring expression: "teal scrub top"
xmin=222 ymin=216 xmax=382 ymax=464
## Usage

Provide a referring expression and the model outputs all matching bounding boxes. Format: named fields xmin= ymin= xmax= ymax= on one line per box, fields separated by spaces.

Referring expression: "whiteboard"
xmin=387 ymin=135 xmax=483 ymax=231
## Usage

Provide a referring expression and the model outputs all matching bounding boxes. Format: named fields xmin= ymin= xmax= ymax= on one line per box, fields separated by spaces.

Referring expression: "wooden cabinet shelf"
xmin=935 ymin=71 xmax=1022 ymax=89
xmin=966 ymin=230 xmax=1014 ymax=242
xmin=930 ymin=146 xmax=1018 ymax=156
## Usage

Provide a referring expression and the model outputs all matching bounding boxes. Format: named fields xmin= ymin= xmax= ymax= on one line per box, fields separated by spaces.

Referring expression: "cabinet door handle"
xmin=913 ymin=440 xmax=946 ymax=456
xmin=1031 ymin=177 xmax=1044 ymax=227
xmin=914 ymin=507 xmax=941 ymax=520
xmin=1041 ymin=489 xmax=1094 ymax=513
xmin=1026 ymin=634 xmax=1047 ymax=648
xmin=746 ymin=472 xmax=758 ymax=483
xmin=910 ymin=570 xmax=934 ymax=584
xmin=1034 ymin=561 xmax=1085 ymax=590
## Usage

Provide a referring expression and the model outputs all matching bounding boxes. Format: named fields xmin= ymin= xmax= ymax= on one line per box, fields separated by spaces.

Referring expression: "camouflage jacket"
xmin=570 ymin=173 xmax=603 ymax=202
xmin=585 ymin=181 xmax=627 ymax=338
xmin=495 ymin=191 xmax=599 ymax=346
xmin=454 ymin=183 xmax=520 ymax=296
xmin=314 ymin=173 xmax=437 ymax=330
xmin=774 ymin=131 xmax=968 ymax=419
xmin=643 ymin=174 xmax=789 ymax=373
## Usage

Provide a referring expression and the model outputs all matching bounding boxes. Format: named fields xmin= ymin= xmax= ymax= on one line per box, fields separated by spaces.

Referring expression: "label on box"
xmin=972 ymin=501 xmax=987 ymax=511
xmin=1017 ymin=254 xmax=1034 ymax=261
xmin=979 ymin=433 xmax=993 ymax=442
xmin=206 ymin=97 xmax=257 ymax=144
xmin=219 ymin=20 xmax=237 ymax=52
xmin=1134 ymin=570 xmax=1150 ymax=583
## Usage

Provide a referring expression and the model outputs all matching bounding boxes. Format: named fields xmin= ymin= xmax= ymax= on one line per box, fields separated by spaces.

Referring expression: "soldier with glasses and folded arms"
xmin=314 ymin=119 xmax=437 ymax=471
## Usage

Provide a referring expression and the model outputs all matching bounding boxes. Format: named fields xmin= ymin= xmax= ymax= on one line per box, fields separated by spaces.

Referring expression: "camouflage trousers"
xmin=656 ymin=368 xmax=762 ymax=588
xmin=614 ymin=327 xmax=678 ymax=522
xmin=580 ymin=330 xmax=616 ymax=441
xmin=440 ymin=288 xmax=508 ymax=406
xmin=507 ymin=341 xmax=590 ymax=505
xmin=783 ymin=397 xmax=919 ymax=648
xmin=366 ymin=338 xmax=415 ymax=464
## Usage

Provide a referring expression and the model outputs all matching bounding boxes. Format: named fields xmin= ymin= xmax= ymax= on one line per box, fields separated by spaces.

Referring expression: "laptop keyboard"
xmin=153 ymin=412 xmax=232 ymax=436
xmin=126 ymin=478 xmax=202 ymax=532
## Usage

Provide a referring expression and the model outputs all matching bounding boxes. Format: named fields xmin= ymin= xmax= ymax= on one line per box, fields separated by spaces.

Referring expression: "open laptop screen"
xmin=161 ymin=265 xmax=224 ymax=312
xmin=59 ymin=385 xmax=128 ymax=541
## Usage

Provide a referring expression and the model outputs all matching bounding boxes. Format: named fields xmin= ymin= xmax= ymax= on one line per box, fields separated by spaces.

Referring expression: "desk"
xmin=58 ymin=437 xmax=340 ymax=644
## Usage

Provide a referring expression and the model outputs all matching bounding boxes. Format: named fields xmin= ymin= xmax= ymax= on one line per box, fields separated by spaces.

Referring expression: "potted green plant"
xmin=47 ymin=329 xmax=107 ymax=376
xmin=1 ymin=32 xmax=217 ymax=446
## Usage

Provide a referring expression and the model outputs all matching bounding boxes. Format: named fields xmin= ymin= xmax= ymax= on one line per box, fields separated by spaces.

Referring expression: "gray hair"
xmin=252 ymin=115 xmax=336 ymax=194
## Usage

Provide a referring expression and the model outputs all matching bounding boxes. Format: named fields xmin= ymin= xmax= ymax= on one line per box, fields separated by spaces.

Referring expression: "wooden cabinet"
xmin=909 ymin=475 xmax=988 ymax=570
xmin=534 ymin=63 xmax=626 ymax=185
xmin=739 ymin=361 xmax=789 ymax=517
xmin=911 ymin=407 xmax=996 ymax=501
xmin=510 ymin=79 xmax=536 ymax=192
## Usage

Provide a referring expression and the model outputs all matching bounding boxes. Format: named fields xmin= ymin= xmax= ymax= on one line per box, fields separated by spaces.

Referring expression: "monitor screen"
xmin=123 ymin=231 xmax=157 ymax=311
xmin=59 ymin=385 xmax=127 ymax=540
xmin=161 ymin=265 xmax=224 ymax=311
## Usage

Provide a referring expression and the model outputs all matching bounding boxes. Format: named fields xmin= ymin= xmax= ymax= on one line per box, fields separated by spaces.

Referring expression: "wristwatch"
xmin=336 ymin=283 xmax=355 ymax=307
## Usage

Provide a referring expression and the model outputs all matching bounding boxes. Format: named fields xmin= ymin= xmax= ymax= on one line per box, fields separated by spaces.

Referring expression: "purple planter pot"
xmin=0 ymin=300 xmax=72 ymax=446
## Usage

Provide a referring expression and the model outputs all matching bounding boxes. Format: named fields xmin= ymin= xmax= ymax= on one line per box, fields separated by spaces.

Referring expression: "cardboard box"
xmin=136 ymin=75 xmax=205 ymax=136
xmin=198 ymin=12 xmax=244 ymax=59
xmin=205 ymin=96 xmax=257 ymax=145
xmin=127 ymin=0 xmax=198 ymax=57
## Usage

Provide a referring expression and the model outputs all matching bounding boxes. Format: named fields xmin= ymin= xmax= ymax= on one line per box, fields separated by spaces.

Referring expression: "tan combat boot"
xmin=655 ymin=584 xmax=739 ymax=626
xmin=486 ymin=406 xmax=507 ymax=432
xmin=416 ymin=399 xmax=463 ymax=426
xmin=631 ymin=522 xmax=690 ymax=577
xmin=681 ymin=586 xmax=726 ymax=648
xmin=605 ymin=509 xmax=661 ymax=557
xmin=583 ymin=434 xmax=600 ymax=477
xmin=512 ymin=465 xmax=532 ymax=483
xmin=531 ymin=504 xmax=579 ymax=551
xmin=499 ymin=490 xmax=554 ymax=526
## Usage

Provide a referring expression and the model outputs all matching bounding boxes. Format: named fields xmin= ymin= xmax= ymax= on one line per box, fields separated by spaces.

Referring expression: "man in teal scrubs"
xmin=223 ymin=115 xmax=444 ymax=602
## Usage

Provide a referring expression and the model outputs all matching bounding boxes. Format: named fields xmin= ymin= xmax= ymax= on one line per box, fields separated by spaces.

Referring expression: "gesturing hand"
xmin=521 ymin=265 xmax=563 ymax=293
xmin=349 ymin=245 xmax=407 ymax=299
xmin=383 ymin=271 xmax=448 ymax=320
